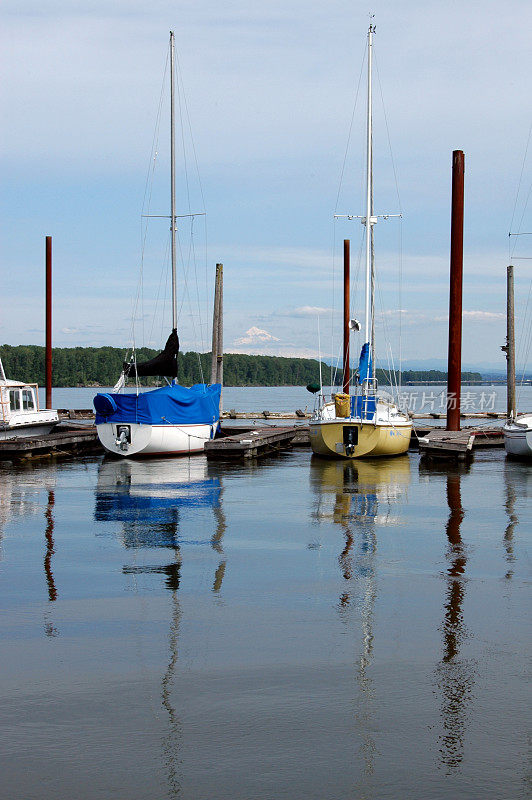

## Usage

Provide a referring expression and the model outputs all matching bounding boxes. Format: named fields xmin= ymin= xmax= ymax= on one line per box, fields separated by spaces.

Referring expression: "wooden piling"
xmin=446 ymin=151 xmax=465 ymax=431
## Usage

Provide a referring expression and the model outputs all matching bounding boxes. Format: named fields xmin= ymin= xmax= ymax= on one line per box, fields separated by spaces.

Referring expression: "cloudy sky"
xmin=2 ymin=0 xmax=531 ymax=369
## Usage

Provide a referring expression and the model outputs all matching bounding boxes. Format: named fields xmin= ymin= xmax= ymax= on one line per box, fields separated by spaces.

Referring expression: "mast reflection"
xmin=310 ymin=456 xmax=410 ymax=787
xmin=311 ymin=458 xmax=409 ymax=609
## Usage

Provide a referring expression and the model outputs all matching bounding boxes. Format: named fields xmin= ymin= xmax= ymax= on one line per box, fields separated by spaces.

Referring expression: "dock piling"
xmin=446 ymin=151 xmax=465 ymax=432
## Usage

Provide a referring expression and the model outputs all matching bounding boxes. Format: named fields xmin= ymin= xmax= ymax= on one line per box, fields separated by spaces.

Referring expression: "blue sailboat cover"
xmin=94 ymin=383 xmax=221 ymax=426
xmin=353 ymin=342 xmax=376 ymax=420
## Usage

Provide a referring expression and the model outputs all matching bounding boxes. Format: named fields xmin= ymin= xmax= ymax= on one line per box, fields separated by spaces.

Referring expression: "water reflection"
xmin=44 ymin=490 xmax=57 ymax=602
xmin=0 ymin=468 xmax=59 ymax=635
xmin=437 ymin=467 xmax=475 ymax=773
xmin=310 ymin=457 xmax=410 ymax=609
xmin=502 ymin=459 xmax=530 ymax=580
xmin=93 ymin=457 xmax=226 ymax=799
xmin=419 ymin=461 xmax=476 ymax=775
xmin=310 ymin=456 xmax=410 ymax=790
xmin=43 ymin=488 xmax=59 ymax=637
xmin=95 ymin=459 xmax=226 ymax=590
xmin=0 ymin=469 xmax=54 ymax=549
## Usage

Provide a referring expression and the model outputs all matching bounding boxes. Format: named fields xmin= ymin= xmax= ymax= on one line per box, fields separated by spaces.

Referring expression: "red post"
xmin=45 ymin=236 xmax=52 ymax=410
xmin=343 ymin=239 xmax=350 ymax=394
xmin=446 ymin=151 xmax=464 ymax=431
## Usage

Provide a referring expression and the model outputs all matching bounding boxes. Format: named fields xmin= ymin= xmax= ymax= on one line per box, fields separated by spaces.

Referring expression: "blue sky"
xmin=2 ymin=0 xmax=531 ymax=369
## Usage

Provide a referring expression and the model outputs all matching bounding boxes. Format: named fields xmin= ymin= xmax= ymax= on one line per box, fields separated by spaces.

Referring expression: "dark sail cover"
xmin=123 ymin=329 xmax=179 ymax=378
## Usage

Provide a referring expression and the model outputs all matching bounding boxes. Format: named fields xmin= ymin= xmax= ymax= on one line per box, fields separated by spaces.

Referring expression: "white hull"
xmin=503 ymin=415 xmax=532 ymax=458
xmin=97 ymin=421 xmax=217 ymax=457
xmin=0 ymin=412 xmax=59 ymax=439
xmin=1 ymin=370 xmax=59 ymax=439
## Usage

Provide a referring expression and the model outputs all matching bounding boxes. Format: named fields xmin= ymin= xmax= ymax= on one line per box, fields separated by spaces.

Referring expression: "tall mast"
xmin=170 ymin=31 xmax=177 ymax=330
xmin=364 ymin=23 xmax=375 ymax=346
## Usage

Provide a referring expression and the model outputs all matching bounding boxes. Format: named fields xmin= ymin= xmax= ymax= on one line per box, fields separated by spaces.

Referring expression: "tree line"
xmin=0 ymin=345 xmax=481 ymax=387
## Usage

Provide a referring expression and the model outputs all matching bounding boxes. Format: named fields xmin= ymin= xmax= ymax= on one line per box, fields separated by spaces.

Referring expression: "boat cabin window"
xmin=9 ymin=390 xmax=21 ymax=411
xmin=22 ymin=389 xmax=35 ymax=411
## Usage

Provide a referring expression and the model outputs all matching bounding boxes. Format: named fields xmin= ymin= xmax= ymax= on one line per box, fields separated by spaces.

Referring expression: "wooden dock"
xmin=205 ymin=426 xmax=301 ymax=460
xmin=0 ymin=424 xmax=102 ymax=463
xmin=417 ymin=430 xmax=475 ymax=459
xmin=417 ymin=427 xmax=504 ymax=459
xmin=0 ymin=416 xmax=506 ymax=464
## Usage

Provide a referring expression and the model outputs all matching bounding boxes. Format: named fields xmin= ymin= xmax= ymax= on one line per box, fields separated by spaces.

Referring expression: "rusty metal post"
xmin=45 ymin=236 xmax=52 ymax=410
xmin=343 ymin=239 xmax=350 ymax=394
xmin=446 ymin=151 xmax=464 ymax=431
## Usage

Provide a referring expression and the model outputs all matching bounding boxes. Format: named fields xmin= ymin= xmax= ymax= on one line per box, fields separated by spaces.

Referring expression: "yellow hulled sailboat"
xmin=309 ymin=23 xmax=412 ymax=459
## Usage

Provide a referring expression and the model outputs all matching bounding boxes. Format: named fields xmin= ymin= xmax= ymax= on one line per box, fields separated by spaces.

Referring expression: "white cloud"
xmin=275 ymin=305 xmax=333 ymax=318
xmin=463 ymin=310 xmax=506 ymax=321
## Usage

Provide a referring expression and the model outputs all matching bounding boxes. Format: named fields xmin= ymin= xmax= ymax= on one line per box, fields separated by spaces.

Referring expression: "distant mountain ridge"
xmin=2 ymin=344 xmax=522 ymax=386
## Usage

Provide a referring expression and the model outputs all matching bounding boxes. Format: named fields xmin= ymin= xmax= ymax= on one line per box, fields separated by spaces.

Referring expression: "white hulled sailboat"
xmin=94 ymin=32 xmax=220 ymax=457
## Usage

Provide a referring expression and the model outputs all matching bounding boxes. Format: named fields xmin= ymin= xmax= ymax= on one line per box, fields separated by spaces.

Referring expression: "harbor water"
xmin=0 ymin=420 xmax=530 ymax=797
xmin=39 ymin=382 xmax=532 ymax=417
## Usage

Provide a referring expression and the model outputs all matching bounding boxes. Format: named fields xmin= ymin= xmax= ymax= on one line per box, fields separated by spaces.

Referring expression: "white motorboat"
xmin=0 ymin=358 xmax=59 ymax=439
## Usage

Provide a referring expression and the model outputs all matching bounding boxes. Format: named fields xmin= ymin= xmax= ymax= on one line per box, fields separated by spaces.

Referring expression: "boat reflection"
xmin=95 ymin=457 xmax=227 ymax=593
xmin=503 ymin=458 xmax=530 ymax=580
xmin=95 ymin=458 xmax=222 ymax=544
xmin=94 ymin=456 xmax=226 ymax=798
xmin=310 ymin=457 xmax=410 ymax=606
xmin=0 ymin=468 xmax=58 ymax=636
xmin=310 ymin=455 xmax=411 ymax=789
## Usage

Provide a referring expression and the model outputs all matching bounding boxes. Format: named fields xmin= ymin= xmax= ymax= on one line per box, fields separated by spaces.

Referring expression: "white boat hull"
xmin=96 ymin=421 xmax=217 ymax=457
xmin=0 ymin=412 xmax=60 ymax=439
xmin=503 ymin=415 xmax=532 ymax=458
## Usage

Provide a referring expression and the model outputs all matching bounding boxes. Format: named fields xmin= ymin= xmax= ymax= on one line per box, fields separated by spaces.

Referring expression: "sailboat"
xmin=94 ymin=32 xmax=221 ymax=457
xmin=309 ymin=23 xmax=412 ymax=459
xmin=502 ymin=265 xmax=532 ymax=458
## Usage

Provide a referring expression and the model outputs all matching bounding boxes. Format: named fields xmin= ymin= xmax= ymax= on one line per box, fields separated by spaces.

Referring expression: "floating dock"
xmin=0 ymin=416 xmax=507 ymax=464
xmin=417 ymin=427 xmax=504 ymax=459
xmin=0 ymin=424 xmax=101 ymax=463
xmin=205 ymin=426 xmax=301 ymax=459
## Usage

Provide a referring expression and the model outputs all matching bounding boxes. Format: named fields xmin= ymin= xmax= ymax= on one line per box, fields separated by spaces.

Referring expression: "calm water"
xmin=39 ymin=383 xmax=532 ymax=416
xmin=0 ymin=445 xmax=530 ymax=799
